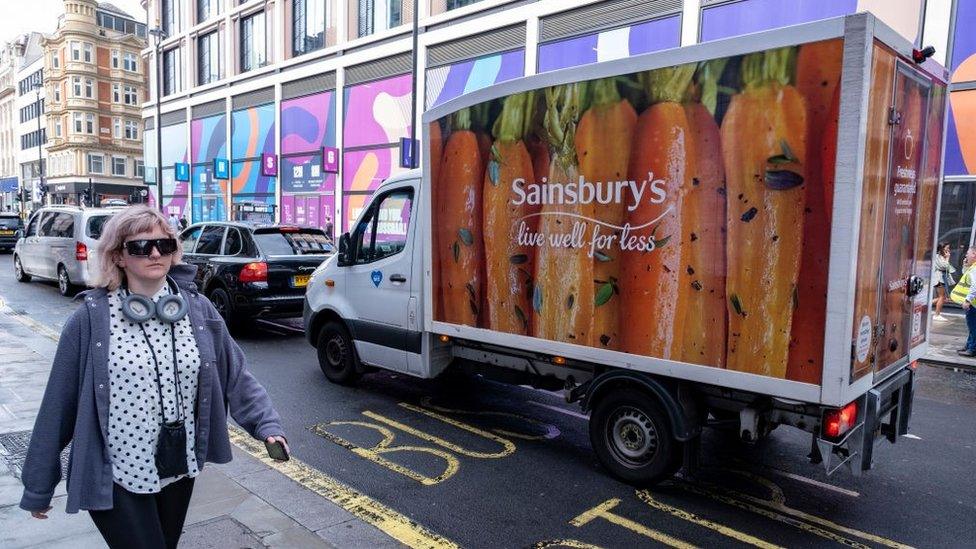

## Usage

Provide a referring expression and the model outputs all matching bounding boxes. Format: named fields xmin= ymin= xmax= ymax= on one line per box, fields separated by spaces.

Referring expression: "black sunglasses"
xmin=124 ymin=238 xmax=178 ymax=257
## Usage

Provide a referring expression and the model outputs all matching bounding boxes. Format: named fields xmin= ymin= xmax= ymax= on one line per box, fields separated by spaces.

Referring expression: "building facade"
xmin=42 ymin=0 xmax=149 ymax=206
xmin=0 ymin=41 xmax=21 ymax=210
xmin=141 ymin=0 xmax=948 ymax=237
xmin=15 ymin=33 xmax=47 ymax=211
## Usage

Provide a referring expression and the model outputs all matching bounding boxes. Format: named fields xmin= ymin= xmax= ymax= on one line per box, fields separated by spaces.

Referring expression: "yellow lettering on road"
xmin=381 ymin=404 xmax=516 ymax=457
xmin=636 ymin=490 xmax=784 ymax=549
xmin=532 ymin=540 xmax=606 ymax=548
xmin=418 ymin=397 xmax=561 ymax=440
xmin=570 ymin=498 xmax=696 ymax=549
xmin=228 ymin=425 xmax=459 ymax=549
xmin=309 ymin=421 xmax=460 ymax=485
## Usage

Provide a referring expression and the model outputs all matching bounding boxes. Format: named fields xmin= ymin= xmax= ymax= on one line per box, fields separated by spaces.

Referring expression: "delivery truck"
xmin=303 ymin=13 xmax=949 ymax=486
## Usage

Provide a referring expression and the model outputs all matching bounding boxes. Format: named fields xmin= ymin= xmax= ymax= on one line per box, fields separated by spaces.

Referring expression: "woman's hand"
xmin=266 ymin=436 xmax=290 ymax=461
xmin=29 ymin=506 xmax=53 ymax=519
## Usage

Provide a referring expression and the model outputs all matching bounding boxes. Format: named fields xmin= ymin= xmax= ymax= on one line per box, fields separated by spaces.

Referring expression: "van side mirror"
xmin=337 ymin=232 xmax=352 ymax=266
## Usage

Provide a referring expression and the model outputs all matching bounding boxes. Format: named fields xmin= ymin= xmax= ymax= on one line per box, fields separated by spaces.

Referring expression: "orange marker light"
xmin=553 ymin=356 xmax=566 ymax=365
xmin=325 ymin=279 xmax=335 ymax=287
xmin=438 ymin=335 xmax=450 ymax=343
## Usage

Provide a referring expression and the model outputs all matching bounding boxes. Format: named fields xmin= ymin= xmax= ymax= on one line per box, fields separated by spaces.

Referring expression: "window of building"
xmin=198 ymin=0 xmax=221 ymax=23
xmin=55 ymin=118 xmax=62 ymax=137
xmin=112 ymin=83 xmax=120 ymax=102
xmin=162 ymin=48 xmax=178 ymax=96
xmin=125 ymin=120 xmax=138 ymax=139
xmin=51 ymin=51 xmax=60 ymax=68
xmin=240 ymin=11 xmax=267 ymax=73
xmin=73 ymin=112 xmax=83 ymax=133
xmin=71 ymin=41 xmax=81 ymax=61
xmin=356 ymin=0 xmax=402 ymax=38
xmin=162 ymin=0 xmax=175 ymax=36
xmin=198 ymin=30 xmax=220 ymax=85
xmin=53 ymin=86 xmax=60 ymax=102
xmin=135 ymin=159 xmax=144 ymax=178
xmin=112 ymin=157 xmax=126 ymax=176
xmin=84 ymin=78 xmax=93 ymax=98
xmin=88 ymin=153 xmax=104 ymax=174
xmin=124 ymin=85 xmax=138 ymax=105
xmin=293 ymin=0 xmax=326 ymax=56
xmin=124 ymin=52 xmax=138 ymax=72
xmin=86 ymin=113 xmax=94 ymax=134
xmin=114 ymin=117 xmax=122 ymax=138
xmin=112 ymin=49 xmax=119 ymax=68
xmin=72 ymin=76 xmax=81 ymax=96
xmin=83 ymin=43 xmax=93 ymax=63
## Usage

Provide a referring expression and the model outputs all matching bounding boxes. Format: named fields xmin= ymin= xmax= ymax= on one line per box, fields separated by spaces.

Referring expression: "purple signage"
xmin=261 ymin=153 xmax=278 ymax=177
xmin=322 ymin=146 xmax=339 ymax=173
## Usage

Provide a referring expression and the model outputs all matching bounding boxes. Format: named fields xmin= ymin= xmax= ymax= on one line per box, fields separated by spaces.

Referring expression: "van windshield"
xmin=87 ymin=215 xmax=112 ymax=239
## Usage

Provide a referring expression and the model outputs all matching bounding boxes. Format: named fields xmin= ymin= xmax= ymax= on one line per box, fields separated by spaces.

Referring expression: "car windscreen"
xmin=253 ymin=229 xmax=333 ymax=255
xmin=86 ymin=215 xmax=112 ymax=239
xmin=0 ymin=215 xmax=21 ymax=229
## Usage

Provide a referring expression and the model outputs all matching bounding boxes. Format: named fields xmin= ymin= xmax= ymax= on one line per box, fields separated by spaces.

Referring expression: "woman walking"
xmin=932 ymin=242 xmax=956 ymax=321
xmin=19 ymin=206 xmax=289 ymax=548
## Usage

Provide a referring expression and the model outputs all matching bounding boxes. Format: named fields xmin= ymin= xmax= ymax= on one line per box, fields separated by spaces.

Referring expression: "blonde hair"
xmin=93 ymin=205 xmax=183 ymax=290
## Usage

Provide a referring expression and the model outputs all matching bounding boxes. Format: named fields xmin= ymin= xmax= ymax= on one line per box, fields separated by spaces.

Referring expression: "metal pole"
xmin=35 ymin=85 xmax=43 ymax=206
xmin=408 ymin=0 xmax=419 ymax=168
xmin=155 ymin=36 xmax=164 ymax=210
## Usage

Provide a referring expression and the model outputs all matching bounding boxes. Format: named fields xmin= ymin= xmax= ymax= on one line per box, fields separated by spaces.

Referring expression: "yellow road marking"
xmin=383 ymin=404 xmax=516 ymax=457
xmin=418 ymin=396 xmax=562 ymax=440
xmin=309 ymin=421 xmax=460 ymax=485
xmin=570 ymin=498 xmax=696 ymax=549
xmin=532 ymin=540 xmax=606 ymax=548
xmin=636 ymin=490 xmax=785 ymax=549
xmin=228 ymin=425 xmax=459 ymax=548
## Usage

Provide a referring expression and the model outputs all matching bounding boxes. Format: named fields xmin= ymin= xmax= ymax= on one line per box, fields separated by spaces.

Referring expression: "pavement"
xmin=921 ymin=308 xmax=976 ymax=370
xmin=0 ymin=300 xmax=404 ymax=548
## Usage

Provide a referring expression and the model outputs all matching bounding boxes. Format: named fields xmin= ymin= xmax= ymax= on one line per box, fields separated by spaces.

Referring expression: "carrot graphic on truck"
xmin=620 ymin=65 xmax=696 ymax=359
xmin=575 ymin=78 xmax=637 ymax=349
xmin=532 ymin=83 xmax=596 ymax=345
xmin=722 ymin=47 xmax=808 ymax=379
xmin=483 ymin=92 xmax=538 ymax=334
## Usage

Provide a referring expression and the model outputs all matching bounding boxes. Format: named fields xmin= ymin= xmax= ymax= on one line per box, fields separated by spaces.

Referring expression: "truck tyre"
xmin=317 ymin=321 xmax=360 ymax=385
xmin=589 ymin=387 xmax=683 ymax=486
xmin=14 ymin=255 xmax=30 ymax=282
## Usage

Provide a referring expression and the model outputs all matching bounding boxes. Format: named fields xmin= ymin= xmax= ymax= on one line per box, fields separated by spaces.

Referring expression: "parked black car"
xmin=179 ymin=221 xmax=334 ymax=327
xmin=0 ymin=212 xmax=23 ymax=252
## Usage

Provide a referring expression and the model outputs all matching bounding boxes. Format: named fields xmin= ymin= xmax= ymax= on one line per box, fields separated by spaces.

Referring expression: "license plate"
xmin=0 ymin=230 xmax=13 ymax=236
xmin=292 ymin=275 xmax=310 ymax=288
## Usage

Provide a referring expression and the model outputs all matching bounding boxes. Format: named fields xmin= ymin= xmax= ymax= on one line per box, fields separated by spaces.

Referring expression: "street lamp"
xmin=32 ymin=82 xmax=44 ymax=208
xmin=148 ymin=25 xmax=168 ymax=211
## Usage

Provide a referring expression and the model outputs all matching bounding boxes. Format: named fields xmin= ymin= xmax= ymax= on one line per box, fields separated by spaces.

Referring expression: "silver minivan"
xmin=14 ymin=206 xmax=118 ymax=296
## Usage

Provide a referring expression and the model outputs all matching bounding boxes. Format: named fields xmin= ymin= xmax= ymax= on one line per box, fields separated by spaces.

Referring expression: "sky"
xmin=0 ymin=0 xmax=147 ymax=44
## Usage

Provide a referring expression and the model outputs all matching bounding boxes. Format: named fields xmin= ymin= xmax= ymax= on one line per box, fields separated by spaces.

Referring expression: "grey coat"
xmin=19 ymin=264 xmax=286 ymax=513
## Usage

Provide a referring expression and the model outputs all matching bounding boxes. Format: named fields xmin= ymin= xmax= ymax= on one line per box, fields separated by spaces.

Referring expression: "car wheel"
xmin=14 ymin=255 xmax=30 ymax=282
xmin=57 ymin=265 xmax=77 ymax=297
xmin=317 ymin=321 xmax=360 ymax=385
xmin=207 ymin=287 xmax=241 ymax=329
xmin=589 ymin=388 xmax=683 ymax=486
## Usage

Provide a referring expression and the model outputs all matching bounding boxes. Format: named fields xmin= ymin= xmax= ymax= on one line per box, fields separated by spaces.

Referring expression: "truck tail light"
xmin=823 ymin=401 xmax=858 ymax=439
xmin=239 ymin=262 xmax=268 ymax=283
xmin=75 ymin=241 xmax=88 ymax=261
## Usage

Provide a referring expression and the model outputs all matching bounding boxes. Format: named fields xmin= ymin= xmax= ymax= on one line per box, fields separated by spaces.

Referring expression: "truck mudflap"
xmin=816 ymin=366 xmax=915 ymax=476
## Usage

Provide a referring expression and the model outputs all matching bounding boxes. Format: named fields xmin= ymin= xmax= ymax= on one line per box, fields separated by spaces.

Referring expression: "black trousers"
xmin=89 ymin=477 xmax=195 ymax=549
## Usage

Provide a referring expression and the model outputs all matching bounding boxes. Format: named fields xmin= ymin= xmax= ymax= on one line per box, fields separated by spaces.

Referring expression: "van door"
xmin=874 ymin=62 xmax=931 ymax=378
xmin=35 ymin=212 xmax=61 ymax=279
xmin=342 ymin=184 xmax=417 ymax=372
xmin=20 ymin=212 xmax=43 ymax=274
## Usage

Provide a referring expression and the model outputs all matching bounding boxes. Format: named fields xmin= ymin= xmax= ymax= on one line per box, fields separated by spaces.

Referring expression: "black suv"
xmin=0 ymin=212 xmax=23 ymax=252
xmin=179 ymin=222 xmax=334 ymax=327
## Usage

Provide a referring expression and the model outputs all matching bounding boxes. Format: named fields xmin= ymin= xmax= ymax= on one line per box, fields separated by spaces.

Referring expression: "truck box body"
xmin=422 ymin=14 xmax=948 ymax=408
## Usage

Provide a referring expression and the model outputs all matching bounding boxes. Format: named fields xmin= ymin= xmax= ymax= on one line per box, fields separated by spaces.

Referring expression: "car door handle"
xmin=390 ymin=274 xmax=407 ymax=283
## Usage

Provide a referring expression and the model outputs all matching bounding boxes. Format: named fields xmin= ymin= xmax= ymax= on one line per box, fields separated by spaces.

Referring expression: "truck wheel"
xmin=57 ymin=266 xmax=77 ymax=297
xmin=589 ymin=388 xmax=683 ymax=486
xmin=14 ymin=256 xmax=30 ymax=282
xmin=317 ymin=321 xmax=360 ymax=385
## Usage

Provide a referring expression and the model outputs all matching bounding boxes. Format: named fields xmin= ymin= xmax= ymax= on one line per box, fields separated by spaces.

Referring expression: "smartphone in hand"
xmin=264 ymin=439 xmax=290 ymax=461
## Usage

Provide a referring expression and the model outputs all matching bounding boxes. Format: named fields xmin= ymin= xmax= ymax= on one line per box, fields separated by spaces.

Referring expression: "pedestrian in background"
xmin=167 ymin=213 xmax=180 ymax=233
xmin=19 ymin=205 xmax=289 ymax=549
xmin=932 ymin=242 xmax=956 ymax=321
xmin=179 ymin=215 xmax=189 ymax=231
xmin=951 ymin=247 xmax=976 ymax=357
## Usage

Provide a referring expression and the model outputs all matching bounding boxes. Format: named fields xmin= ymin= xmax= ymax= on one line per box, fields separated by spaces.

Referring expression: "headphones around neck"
xmin=121 ymin=276 xmax=189 ymax=324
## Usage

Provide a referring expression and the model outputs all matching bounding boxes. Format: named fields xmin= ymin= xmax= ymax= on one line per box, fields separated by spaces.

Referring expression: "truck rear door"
xmin=874 ymin=62 xmax=932 ymax=378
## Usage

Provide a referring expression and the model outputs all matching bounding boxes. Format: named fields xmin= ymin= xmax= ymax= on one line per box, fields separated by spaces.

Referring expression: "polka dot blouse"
xmin=107 ymin=285 xmax=201 ymax=493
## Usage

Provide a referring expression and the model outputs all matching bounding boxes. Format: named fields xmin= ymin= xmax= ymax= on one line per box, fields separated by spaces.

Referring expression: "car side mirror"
xmin=337 ymin=232 xmax=352 ymax=266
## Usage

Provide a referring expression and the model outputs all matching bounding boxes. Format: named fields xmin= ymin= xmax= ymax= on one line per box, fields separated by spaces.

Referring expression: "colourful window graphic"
xmin=231 ymin=103 xmax=276 ymax=160
xmin=343 ymin=74 xmax=413 ymax=148
xmin=425 ymin=49 xmax=525 ymax=108
xmin=951 ymin=0 xmax=976 ymax=76
xmin=143 ymin=129 xmax=157 ymax=180
xmin=281 ymin=91 xmax=337 ymax=233
xmin=191 ymin=114 xmax=227 ymax=163
xmin=191 ymin=165 xmax=228 ymax=222
xmin=160 ymin=123 xmax=188 ymax=216
xmin=282 ymin=91 xmax=336 ymax=153
xmin=537 ymin=17 xmax=681 ymax=73
xmin=232 ymin=159 xmax=277 ymax=200
xmin=945 ymin=91 xmax=976 ymax=176
xmin=342 ymin=147 xmax=408 ymax=230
